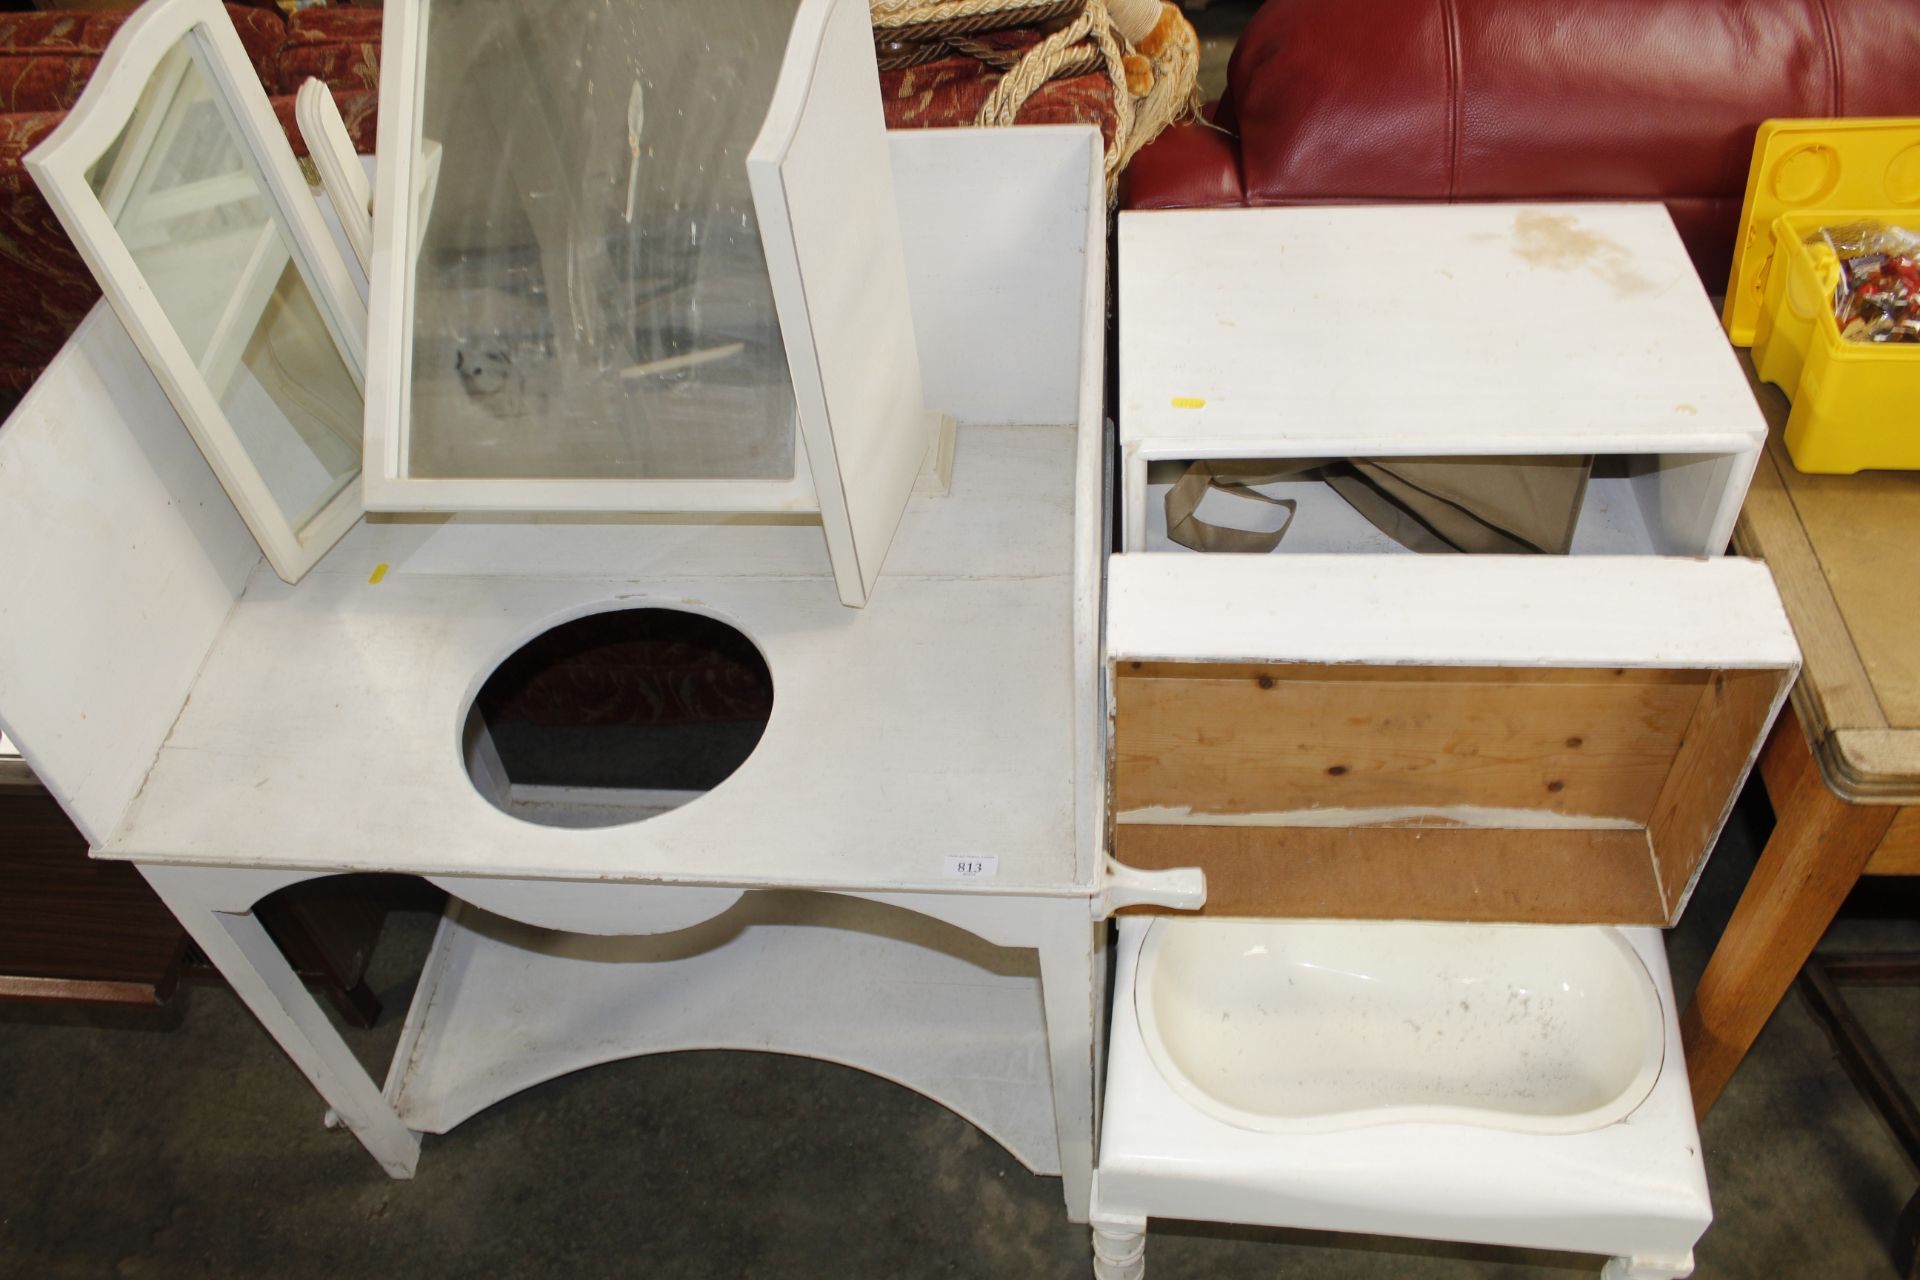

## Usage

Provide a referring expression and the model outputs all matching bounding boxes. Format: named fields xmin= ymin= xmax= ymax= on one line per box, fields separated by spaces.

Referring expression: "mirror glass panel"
xmin=87 ymin=42 xmax=361 ymax=535
xmin=405 ymin=0 xmax=802 ymax=482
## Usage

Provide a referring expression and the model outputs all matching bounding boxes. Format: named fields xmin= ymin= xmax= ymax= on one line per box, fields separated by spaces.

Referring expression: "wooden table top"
xmin=1733 ymin=359 xmax=1920 ymax=804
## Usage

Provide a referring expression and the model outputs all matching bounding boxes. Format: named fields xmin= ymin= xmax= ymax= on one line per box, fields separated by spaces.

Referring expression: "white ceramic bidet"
xmin=1137 ymin=919 xmax=1666 ymax=1137
xmin=1093 ymin=917 xmax=1710 ymax=1280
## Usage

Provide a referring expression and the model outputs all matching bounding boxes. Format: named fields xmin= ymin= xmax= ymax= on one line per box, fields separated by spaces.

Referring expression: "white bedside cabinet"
xmin=1118 ymin=205 xmax=1766 ymax=559
xmin=1090 ymin=203 xmax=1802 ymax=1279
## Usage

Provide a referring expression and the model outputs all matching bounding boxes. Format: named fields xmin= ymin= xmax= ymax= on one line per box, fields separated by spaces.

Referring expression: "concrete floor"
xmin=0 ymin=782 xmax=1915 ymax=1279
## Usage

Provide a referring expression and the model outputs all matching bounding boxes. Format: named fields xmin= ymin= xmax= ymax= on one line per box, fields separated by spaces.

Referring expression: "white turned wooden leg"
xmin=1092 ymin=1216 xmax=1147 ymax=1280
xmin=141 ymin=866 xmax=421 ymax=1178
xmin=1038 ymin=909 xmax=1101 ymax=1223
xmin=1601 ymin=1252 xmax=1695 ymax=1280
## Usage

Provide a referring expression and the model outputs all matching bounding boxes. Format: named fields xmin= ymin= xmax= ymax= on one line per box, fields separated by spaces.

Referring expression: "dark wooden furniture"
xmin=1798 ymin=952 xmax=1920 ymax=1280
xmin=0 ymin=779 xmax=395 ymax=1023
xmin=0 ymin=788 xmax=187 ymax=1004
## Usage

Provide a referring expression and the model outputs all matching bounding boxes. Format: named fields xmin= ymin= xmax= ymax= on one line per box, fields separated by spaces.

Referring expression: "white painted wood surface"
xmin=1106 ymin=554 xmax=1799 ymax=671
xmin=1119 ymin=204 xmax=1763 ymax=457
xmin=847 ymin=888 xmax=1103 ymax=1219
xmin=104 ymin=424 xmax=1082 ymax=893
xmin=426 ymin=877 xmax=745 ymax=936
xmin=0 ymin=310 xmax=257 ymax=844
xmin=890 ymin=127 xmax=1101 ymax=429
xmin=0 ymin=156 xmax=363 ymax=833
xmin=1 ymin=128 xmax=1107 ymax=888
xmin=26 ymin=0 xmax=368 ymax=584
xmin=129 ymin=866 xmax=1102 ymax=1214
xmin=294 ymin=79 xmax=372 ymax=275
xmin=1631 ymin=450 xmax=1747 ymax=557
xmin=1116 ymin=205 xmax=1764 ymax=554
xmin=881 ymin=124 xmax=1106 ymax=885
xmin=1037 ymin=907 xmax=1103 ymax=1219
xmin=6 ymin=128 xmax=1109 ymax=1212
xmin=362 ymin=0 xmax=941 ymax=606
xmin=143 ymin=863 xmax=423 ymax=1178
xmin=359 ymin=0 xmax=819 ymax=518
xmin=749 ymin=0 xmax=937 ymax=606
xmin=387 ymin=892 xmax=1061 ymax=1175
xmin=1067 ymin=134 xmax=1109 ymax=893
xmin=86 ymin=130 xmax=1113 ymax=890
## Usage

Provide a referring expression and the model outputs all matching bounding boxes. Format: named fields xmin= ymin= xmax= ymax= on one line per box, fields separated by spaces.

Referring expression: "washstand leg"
xmin=141 ymin=866 xmax=421 ymax=1178
xmin=1091 ymin=1215 xmax=1146 ymax=1280
xmin=1600 ymin=1252 xmax=1694 ymax=1280
xmin=1038 ymin=910 xmax=1101 ymax=1223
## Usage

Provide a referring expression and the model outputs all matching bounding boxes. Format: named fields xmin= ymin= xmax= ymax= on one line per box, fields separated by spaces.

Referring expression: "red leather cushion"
xmin=1232 ymin=0 xmax=1920 ymax=204
xmin=1120 ymin=116 xmax=1244 ymax=208
xmin=1128 ymin=0 xmax=1920 ymax=279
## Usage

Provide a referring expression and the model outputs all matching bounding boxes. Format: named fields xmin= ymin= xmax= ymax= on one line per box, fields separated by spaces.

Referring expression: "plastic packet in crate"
xmin=1806 ymin=221 xmax=1920 ymax=344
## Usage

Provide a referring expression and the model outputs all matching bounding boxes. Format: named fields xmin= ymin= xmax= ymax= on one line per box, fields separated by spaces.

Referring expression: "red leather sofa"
xmin=0 ymin=4 xmax=380 ymax=396
xmin=1123 ymin=0 xmax=1920 ymax=286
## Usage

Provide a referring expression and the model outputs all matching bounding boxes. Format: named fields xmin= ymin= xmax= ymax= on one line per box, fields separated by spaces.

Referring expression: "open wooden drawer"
xmin=1106 ymin=552 xmax=1799 ymax=926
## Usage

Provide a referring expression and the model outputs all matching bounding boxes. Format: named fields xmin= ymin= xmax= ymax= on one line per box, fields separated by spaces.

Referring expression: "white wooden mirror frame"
xmin=362 ymin=0 xmax=815 ymax=518
xmin=25 ymin=0 xmax=370 ymax=585
xmin=363 ymin=0 xmax=935 ymax=608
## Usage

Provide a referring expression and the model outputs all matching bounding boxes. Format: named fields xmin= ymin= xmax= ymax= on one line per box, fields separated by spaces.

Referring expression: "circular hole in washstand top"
xmin=462 ymin=607 xmax=772 ymax=828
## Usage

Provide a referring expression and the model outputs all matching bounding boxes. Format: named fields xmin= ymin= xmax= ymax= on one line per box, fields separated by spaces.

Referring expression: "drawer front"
xmin=1105 ymin=554 xmax=1800 ymax=926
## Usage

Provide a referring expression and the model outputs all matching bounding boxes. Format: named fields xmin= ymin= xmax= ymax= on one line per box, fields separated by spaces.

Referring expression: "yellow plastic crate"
xmin=1752 ymin=210 xmax=1920 ymax=473
xmin=1723 ymin=118 xmax=1920 ymax=475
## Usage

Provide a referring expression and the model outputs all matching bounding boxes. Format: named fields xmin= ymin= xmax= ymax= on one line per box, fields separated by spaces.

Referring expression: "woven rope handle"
xmin=873 ymin=0 xmax=1197 ymax=202
xmin=870 ymin=0 xmax=1075 ymax=29
xmin=975 ymin=0 xmax=1132 ymax=178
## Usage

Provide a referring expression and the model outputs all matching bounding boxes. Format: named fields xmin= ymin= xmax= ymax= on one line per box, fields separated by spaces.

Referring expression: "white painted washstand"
xmin=3 ymin=1 xmax=1808 ymax=1274
xmin=5 ymin=0 xmax=1194 ymax=1224
xmin=1086 ymin=206 xmax=1804 ymax=1279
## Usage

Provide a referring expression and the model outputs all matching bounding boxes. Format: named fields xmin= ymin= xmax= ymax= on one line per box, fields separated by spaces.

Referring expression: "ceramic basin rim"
xmin=1132 ymin=917 xmax=1668 ymax=1137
